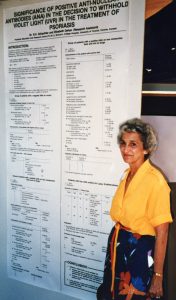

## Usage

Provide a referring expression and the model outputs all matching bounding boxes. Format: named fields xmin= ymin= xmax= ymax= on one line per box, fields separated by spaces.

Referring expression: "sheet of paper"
xmin=5 ymin=37 xmax=62 ymax=290
xmin=61 ymin=30 xmax=129 ymax=298
xmin=4 ymin=0 xmax=132 ymax=297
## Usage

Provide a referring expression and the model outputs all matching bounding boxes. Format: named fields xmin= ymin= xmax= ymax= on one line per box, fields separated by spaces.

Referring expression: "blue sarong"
xmin=97 ymin=225 xmax=164 ymax=300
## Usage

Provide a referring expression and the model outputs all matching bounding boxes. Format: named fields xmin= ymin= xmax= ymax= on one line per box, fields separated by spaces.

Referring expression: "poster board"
xmin=3 ymin=0 xmax=145 ymax=299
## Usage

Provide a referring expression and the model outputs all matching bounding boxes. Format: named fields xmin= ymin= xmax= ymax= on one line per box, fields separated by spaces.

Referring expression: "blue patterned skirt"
xmin=97 ymin=225 xmax=164 ymax=300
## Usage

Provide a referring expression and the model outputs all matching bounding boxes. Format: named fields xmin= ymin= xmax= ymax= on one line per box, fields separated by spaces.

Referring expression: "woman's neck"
xmin=129 ymin=160 xmax=145 ymax=175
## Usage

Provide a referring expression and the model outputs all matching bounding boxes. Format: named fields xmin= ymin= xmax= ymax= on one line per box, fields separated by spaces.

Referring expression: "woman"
xmin=97 ymin=118 xmax=172 ymax=300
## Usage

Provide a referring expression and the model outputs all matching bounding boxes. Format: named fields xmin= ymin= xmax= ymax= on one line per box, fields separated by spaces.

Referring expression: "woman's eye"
xmin=120 ymin=141 xmax=125 ymax=146
xmin=131 ymin=143 xmax=137 ymax=147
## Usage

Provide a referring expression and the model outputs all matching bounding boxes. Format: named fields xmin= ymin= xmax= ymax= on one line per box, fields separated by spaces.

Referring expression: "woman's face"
xmin=119 ymin=131 xmax=147 ymax=167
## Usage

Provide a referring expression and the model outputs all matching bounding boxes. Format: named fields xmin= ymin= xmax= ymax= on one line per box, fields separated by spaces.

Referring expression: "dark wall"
xmin=165 ymin=183 xmax=176 ymax=300
xmin=141 ymin=99 xmax=176 ymax=300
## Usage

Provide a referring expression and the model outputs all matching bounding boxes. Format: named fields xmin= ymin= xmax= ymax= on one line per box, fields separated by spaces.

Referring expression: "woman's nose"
xmin=123 ymin=145 xmax=130 ymax=153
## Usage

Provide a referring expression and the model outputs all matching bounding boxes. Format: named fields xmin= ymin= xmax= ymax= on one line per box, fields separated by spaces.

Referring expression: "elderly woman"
xmin=97 ymin=118 xmax=172 ymax=300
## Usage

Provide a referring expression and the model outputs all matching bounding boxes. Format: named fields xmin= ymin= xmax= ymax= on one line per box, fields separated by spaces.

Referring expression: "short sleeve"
xmin=147 ymin=178 xmax=173 ymax=227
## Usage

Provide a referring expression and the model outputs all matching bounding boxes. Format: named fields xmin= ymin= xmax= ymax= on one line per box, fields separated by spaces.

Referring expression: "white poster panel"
xmin=5 ymin=38 xmax=62 ymax=291
xmin=4 ymin=4 xmax=62 ymax=291
xmin=61 ymin=11 xmax=129 ymax=299
xmin=3 ymin=0 xmax=142 ymax=298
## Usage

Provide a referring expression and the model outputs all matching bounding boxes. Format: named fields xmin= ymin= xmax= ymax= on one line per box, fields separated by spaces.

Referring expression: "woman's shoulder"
xmin=146 ymin=161 xmax=169 ymax=187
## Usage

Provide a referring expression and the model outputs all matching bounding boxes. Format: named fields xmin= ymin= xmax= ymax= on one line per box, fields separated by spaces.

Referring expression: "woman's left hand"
xmin=149 ymin=274 xmax=163 ymax=298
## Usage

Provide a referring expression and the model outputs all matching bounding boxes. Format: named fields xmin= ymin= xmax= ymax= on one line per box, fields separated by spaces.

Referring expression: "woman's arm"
xmin=149 ymin=222 xmax=169 ymax=298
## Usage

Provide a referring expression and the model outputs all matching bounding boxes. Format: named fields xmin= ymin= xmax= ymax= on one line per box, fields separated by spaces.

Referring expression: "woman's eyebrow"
xmin=121 ymin=139 xmax=138 ymax=143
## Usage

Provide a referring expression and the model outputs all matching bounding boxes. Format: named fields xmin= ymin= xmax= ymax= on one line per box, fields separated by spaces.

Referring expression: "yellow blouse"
xmin=110 ymin=159 xmax=172 ymax=236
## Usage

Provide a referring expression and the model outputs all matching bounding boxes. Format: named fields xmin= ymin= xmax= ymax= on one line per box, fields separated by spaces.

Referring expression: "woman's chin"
xmin=123 ymin=156 xmax=133 ymax=163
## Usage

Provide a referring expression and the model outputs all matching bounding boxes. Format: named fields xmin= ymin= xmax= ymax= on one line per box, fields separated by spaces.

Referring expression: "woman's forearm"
xmin=149 ymin=222 xmax=169 ymax=298
xmin=154 ymin=222 xmax=169 ymax=274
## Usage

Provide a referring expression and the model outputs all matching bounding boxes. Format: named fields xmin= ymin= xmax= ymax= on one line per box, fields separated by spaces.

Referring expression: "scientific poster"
xmin=3 ymin=0 xmax=141 ymax=298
